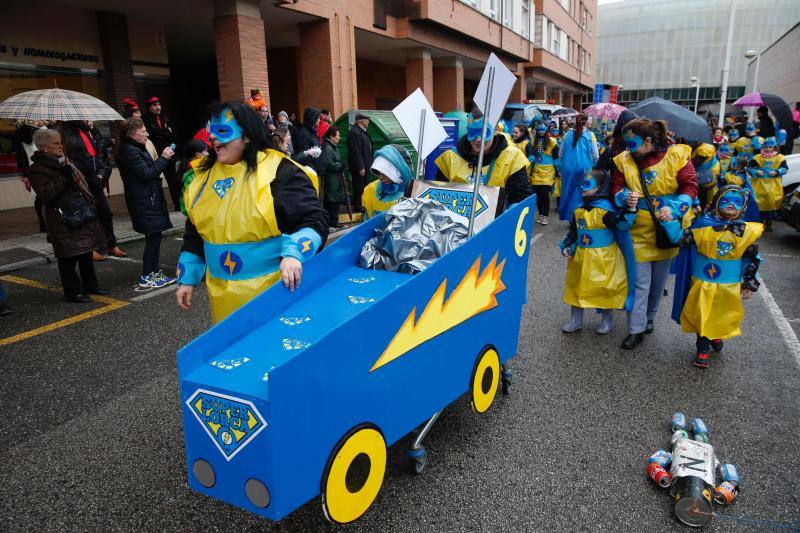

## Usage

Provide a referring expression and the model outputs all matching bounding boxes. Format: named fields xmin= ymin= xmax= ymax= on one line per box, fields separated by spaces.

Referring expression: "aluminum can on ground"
xmin=690 ymin=418 xmax=710 ymax=437
xmin=646 ymin=462 xmax=672 ymax=488
xmin=647 ymin=450 xmax=672 ymax=469
xmin=719 ymin=463 xmax=741 ymax=486
xmin=671 ymin=412 xmax=687 ymax=432
xmin=714 ymin=481 xmax=739 ymax=505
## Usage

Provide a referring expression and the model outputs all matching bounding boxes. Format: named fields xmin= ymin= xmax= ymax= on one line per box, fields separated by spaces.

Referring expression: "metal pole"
xmin=693 ymin=83 xmax=700 ymax=114
xmin=749 ymin=54 xmax=761 ymax=122
xmin=415 ymin=108 xmax=426 ymax=180
xmin=467 ymin=67 xmax=495 ymax=238
xmin=718 ymin=1 xmax=735 ymax=127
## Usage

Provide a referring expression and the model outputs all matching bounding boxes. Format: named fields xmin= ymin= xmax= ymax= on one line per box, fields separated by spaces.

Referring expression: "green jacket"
xmin=322 ymin=139 xmax=347 ymax=203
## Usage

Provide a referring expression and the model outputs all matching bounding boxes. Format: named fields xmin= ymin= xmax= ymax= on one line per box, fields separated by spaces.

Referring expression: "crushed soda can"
xmin=646 ymin=462 xmax=672 ymax=488
xmin=714 ymin=481 xmax=740 ymax=505
xmin=691 ymin=418 xmax=710 ymax=437
xmin=647 ymin=450 xmax=672 ymax=470
xmin=719 ymin=463 xmax=741 ymax=486
xmin=671 ymin=412 xmax=687 ymax=432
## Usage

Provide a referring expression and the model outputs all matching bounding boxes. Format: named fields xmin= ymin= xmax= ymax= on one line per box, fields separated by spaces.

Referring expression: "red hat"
xmin=146 ymin=96 xmax=160 ymax=105
xmin=122 ymin=98 xmax=139 ymax=111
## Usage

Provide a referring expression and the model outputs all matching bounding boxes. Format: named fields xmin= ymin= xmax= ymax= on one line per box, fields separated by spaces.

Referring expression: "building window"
xmin=373 ymin=0 xmax=387 ymax=30
xmin=502 ymin=0 xmax=512 ymax=26
xmin=557 ymin=0 xmax=570 ymax=12
xmin=489 ymin=0 xmax=498 ymax=20
xmin=549 ymin=21 xmax=559 ymax=53
xmin=522 ymin=0 xmax=531 ymax=38
xmin=581 ymin=4 xmax=587 ymax=30
xmin=460 ymin=0 xmax=478 ymax=7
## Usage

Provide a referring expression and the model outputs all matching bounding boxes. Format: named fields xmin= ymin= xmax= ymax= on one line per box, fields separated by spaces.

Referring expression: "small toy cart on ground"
xmin=178 ymin=193 xmax=536 ymax=524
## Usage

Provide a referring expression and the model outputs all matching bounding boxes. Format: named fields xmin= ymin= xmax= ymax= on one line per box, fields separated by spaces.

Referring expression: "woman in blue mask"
xmin=361 ymin=144 xmax=414 ymax=219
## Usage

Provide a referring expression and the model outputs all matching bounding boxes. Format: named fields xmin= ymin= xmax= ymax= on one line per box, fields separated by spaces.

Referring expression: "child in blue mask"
xmin=670 ymin=185 xmax=763 ymax=368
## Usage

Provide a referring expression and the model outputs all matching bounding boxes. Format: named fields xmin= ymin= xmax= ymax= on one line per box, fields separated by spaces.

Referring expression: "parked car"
xmin=781 ymin=153 xmax=800 ymax=230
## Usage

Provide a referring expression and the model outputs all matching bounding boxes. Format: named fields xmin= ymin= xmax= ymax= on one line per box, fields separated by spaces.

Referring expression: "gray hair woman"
xmin=26 ymin=128 xmax=107 ymax=302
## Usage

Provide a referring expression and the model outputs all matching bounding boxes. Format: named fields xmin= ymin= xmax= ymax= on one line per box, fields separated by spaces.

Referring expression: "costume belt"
xmin=576 ymin=228 xmax=614 ymax=248
xmin=536 ymin=154 xmax=554 ymax=166
xmin=205 ymin=238 xmax=282 ymax=281
xmin=692 ymin=255 xmax=742 ymax=284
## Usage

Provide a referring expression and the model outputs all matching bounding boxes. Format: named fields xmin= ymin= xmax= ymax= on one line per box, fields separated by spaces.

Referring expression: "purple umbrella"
xmin=584 ymin=103 xmax=627 ymax=121
xmin=732 ymin=92 xmax=766 ymax=107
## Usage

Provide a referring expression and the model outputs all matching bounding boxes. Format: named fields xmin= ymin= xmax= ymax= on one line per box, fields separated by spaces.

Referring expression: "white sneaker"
xmin=540 ymin=216 xmax=550 ymax=225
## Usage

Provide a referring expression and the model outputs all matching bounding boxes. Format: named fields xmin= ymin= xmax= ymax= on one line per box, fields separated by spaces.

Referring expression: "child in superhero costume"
xmin=361 ymin=144 xmax=414 ymax=219
xmin=530 ymin=122 xmax=560 ymax=225
xmin=718 ymin=155 xmax=761 ymax=223
xmin=176 ymin=102 xmax=328 ymax=323
xmin=732 ymin=122 xmax=763 ymax=162
xmin=560 ymin=169 xmax=637 ymax=334
xmin=747 ymin=136 xmax=787 ymax=231
xmin=691 ymin=142 xmax=720 ymax=210
xmin=670 ymin=185 xmax=762 ymax=368
xmin=717 ymin=142 xmax=732 ymax=174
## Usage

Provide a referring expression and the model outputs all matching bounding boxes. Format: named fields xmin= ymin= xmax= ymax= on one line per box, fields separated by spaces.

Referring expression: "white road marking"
xmin=759 ymin=280 xmax=800 ymax=367
xmin=174 ymin=237 xmax=183 ymax=241
xmin=531 ymin=232 xmax=544 ymax=245
xmin=761 ymin=253 xmax=799 ymax=259
xmin=106 ymin=256 xmax=142 ymax=263
xmin=130 ymin=284 xmax=179 ymax=302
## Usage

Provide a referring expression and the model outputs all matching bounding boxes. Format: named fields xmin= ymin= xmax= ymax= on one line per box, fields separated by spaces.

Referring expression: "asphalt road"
xmin=1 ymin=218 xmax=799 ymax=532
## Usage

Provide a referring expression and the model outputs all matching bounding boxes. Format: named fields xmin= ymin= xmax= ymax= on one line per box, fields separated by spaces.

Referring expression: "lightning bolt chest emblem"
xmin=370 ymin=254 xmax=506 ymax=372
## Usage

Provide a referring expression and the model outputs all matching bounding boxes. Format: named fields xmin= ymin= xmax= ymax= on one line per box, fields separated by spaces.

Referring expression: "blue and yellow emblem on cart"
xmin=186 ymin=389 xmax=266 ymax=460
xmin=419 ymin=187 xmax=488 ymax=218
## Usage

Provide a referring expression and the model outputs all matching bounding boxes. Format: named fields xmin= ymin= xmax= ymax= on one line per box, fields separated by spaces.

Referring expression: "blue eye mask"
xmin=745 ymin=123 xmax=756 ymax=133
xmin=536 ymin=124 xmax=547 ymax=135
xmin=467 ymin=118 xmax=493 ymax=142
xmin=728 ymin=130 xmax=739 ymax=141
xmin=581 ymin=175 xmax=598 ymax=191
xmin=624 ymin=130 xmax=644 ymax=152
xmin=207 ymin=108 xmax=244 ymax=143
xmin=718 ymin=191 xmax=744 ymax=211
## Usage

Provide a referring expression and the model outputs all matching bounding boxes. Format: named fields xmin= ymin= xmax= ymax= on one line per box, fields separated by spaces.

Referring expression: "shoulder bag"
xmin=638 ymin=171 xmax=679 ymax=249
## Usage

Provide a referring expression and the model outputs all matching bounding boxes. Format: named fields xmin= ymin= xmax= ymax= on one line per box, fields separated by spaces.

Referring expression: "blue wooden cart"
xmin=178 ymin=194 xmax=536 ymax=524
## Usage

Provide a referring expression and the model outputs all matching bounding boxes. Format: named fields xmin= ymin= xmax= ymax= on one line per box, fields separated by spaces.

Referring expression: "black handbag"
xmin=638 ymin=171 xmax=679 ymax=249
xmin=57 ymin=192 xmax=97 ymax=230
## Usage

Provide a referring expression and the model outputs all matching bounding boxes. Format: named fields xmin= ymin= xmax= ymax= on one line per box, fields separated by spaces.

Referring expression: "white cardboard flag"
xmin=473 ymin=53 xmax=517 ymax=128
xmin=392 ymin=88 xmax=447 ymax=160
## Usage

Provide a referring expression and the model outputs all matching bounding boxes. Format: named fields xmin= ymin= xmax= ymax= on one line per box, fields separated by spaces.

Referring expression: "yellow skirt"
xmin=207 ymin=270 xmax=281 ymax=323
xmin=680 ymin=279 xmax=743 ymax=339
xmin=751 ymin=177 xmax=782 ymax=212
xmin=563 ymin=245 xmax=628 ymax=309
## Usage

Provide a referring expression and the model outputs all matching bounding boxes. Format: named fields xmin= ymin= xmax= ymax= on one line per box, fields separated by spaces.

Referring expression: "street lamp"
xmin=690 ymin=76 xmax=700 ymax=114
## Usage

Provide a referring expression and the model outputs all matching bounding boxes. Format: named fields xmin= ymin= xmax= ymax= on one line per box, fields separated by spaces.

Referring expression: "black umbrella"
xmin=762 ymin=93 xmax=795 ymax=154
xmin=629 ymin=97 xmax=712 ymax=144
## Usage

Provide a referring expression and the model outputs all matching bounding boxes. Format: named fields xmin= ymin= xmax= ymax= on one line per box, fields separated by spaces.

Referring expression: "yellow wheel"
xmin=470 ymin=346 xmax=500 ymax=414
xmin=321 ymin=425 xmax=386 ymax=524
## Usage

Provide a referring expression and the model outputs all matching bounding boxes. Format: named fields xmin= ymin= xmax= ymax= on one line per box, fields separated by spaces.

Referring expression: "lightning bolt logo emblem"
xmin=220 ymin=251 xmax=243 ymax=276
xmin=581 ymin=234 xmax=592 ymax=246
xmin=704 ymin=263 xmax=720 ymax=279
xmin=370 ymin=254 xmax=506 ymax=372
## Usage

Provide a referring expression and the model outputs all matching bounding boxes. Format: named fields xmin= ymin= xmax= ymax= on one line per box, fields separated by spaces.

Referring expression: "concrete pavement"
xmin=1 ymin=217 xmax=799 ymax=532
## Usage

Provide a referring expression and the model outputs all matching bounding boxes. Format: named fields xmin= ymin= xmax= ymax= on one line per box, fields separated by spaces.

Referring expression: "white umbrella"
xmin=0 ymin=88 xmax=124 ymax=121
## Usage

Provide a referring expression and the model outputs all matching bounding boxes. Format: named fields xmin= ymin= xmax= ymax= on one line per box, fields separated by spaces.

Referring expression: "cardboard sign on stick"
xmin=393 ymin=88 xmax=448 ymax=160
xmin=472 ymin=53 xmax=517 ymax=128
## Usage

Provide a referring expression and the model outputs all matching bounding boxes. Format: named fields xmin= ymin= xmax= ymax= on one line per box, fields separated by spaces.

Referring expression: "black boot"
xmin=621 ymin=333 xmax=644 ymax=350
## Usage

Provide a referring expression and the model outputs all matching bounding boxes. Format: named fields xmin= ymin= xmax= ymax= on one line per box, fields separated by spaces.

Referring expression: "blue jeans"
xmin=628 ymin=259 xmax=671 ymax=334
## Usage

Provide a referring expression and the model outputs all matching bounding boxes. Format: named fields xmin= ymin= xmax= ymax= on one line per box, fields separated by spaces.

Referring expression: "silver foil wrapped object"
xmin=359 ymin=198 xmax=468 ymax=275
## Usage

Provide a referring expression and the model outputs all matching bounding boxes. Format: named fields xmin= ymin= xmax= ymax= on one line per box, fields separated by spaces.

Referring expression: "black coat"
xmin=295 ymin=109 xmax=327 ymax=176
xmin=117 ymin=139 xmax=173 ymax=234
xmin=143 ymin=112 xmax=176 ymax=151
xmin=53 ymin=123 xmax=102 ymax=189
xmin=347 ymin=125 xmax=373 ymax=175
xmin=27 ymin=152 xmax=105 ymax=258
